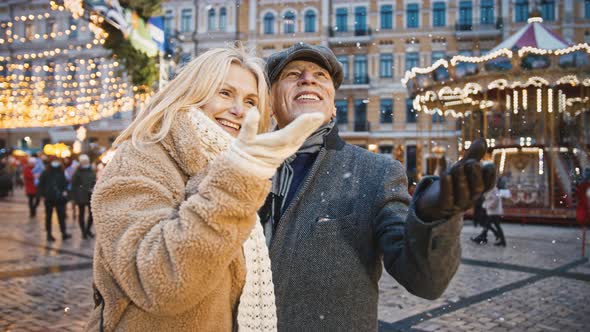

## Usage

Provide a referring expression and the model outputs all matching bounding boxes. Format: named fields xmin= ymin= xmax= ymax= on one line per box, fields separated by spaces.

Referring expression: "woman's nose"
xmin=229 ymin=103 xmax=245 ymax=117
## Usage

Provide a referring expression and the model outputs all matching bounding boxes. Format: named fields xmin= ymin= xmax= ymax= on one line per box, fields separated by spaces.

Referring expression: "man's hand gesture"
xmin=415 ymin=138 xmax=496 ymax=222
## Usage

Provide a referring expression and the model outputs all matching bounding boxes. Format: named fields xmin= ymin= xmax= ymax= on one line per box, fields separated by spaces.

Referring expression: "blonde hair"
xmin=114 ymin=44 xmax=270 ymax=147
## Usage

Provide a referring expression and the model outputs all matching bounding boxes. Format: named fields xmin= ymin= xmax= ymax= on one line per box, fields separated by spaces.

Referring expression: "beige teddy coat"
xmin=85 ymin=109 xmax=272 ymax=331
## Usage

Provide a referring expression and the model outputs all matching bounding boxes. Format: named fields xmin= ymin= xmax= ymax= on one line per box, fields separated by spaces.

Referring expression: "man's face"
xmin=271 ymin=60 xmax=336 ymax=128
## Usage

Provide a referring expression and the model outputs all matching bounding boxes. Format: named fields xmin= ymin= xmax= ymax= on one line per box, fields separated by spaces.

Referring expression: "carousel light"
xmin=499 ymin=150 xmax=506 ymax=174
xmin=513 ymin=90 xmax=519 ymax=114
xmin=528 ymin=16 xmax=543 ymax=24
xmin=522 ymin=89 xmax=527 ymax=110
xmin=539 ymin=149 xmax=545 ymax=175
xmin=548 ymin=89 xmax=553 ymax=113
xmin=537 ymin=89 xmax=542 ymax=113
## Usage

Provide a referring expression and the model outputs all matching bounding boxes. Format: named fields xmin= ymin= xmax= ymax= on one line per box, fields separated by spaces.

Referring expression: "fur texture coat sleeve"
xmin=91 ymin=111 xmax=272 ymax=318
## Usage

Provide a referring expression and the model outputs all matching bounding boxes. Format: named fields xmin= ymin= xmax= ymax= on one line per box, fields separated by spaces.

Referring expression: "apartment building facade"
xmin=162 ymin=0 xmax=590 ymax=180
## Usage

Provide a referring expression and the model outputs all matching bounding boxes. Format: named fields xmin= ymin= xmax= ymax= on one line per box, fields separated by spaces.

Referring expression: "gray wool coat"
xmin=265 ymin=126 xmax=462 ymax=331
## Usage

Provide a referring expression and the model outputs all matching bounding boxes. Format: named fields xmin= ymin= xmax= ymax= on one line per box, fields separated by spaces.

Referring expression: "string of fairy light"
xmin=0 ymin=0 xmax=151 ymax=129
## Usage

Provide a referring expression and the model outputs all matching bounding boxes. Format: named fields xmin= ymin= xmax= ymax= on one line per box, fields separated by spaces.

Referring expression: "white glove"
xmin=230 ymin=107 xmax=325 ymax=178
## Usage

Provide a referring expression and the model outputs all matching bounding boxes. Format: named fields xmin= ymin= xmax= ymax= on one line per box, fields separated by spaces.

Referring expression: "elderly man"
xmin=260 ymin=43 xmax=495 ymax=331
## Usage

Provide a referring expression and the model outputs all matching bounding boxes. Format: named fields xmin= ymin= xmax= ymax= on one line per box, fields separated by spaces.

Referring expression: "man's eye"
xmin=286 ymin=71 xmax=299 ymax=77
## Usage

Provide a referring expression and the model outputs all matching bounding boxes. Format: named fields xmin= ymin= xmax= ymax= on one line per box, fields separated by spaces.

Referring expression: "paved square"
xmin=1 ymin=190 xmax=588 ymax=331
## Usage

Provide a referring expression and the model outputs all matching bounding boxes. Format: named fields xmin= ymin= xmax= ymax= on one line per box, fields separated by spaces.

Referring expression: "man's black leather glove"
xmin=415 ymin=138 xmax=496 ymax=222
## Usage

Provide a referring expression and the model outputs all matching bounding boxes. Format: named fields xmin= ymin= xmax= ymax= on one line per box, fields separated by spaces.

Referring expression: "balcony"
xmin=340 ymin=75 xmax=370 ymax=89
xmin=328 ymin=25 xmax=372 ymax=44
xmin=454 ymin=20 xmax=502 ymax=39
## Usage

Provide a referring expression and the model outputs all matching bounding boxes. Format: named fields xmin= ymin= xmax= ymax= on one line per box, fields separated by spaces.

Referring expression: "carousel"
xmin=403 ymin=13 xmax=590 ymax=223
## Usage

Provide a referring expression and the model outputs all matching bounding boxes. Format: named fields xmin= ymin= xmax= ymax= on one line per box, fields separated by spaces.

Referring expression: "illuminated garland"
xmin=0 ymin=1 xmax=151 ymax=128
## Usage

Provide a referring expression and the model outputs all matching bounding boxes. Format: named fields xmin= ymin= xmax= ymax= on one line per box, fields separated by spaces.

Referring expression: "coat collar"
xmin=324 ymin=124 xmax=345 ymax=151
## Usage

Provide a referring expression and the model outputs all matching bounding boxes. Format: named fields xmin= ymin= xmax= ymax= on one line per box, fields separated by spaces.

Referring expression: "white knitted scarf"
xmin=184 ymin=109 xmax=278 ymax=331
xmin=237 ymin=218 xmax=278 ymax=331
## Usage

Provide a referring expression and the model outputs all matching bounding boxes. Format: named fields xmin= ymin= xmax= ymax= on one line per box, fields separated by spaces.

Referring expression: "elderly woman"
xmin=86 ymin=46 xmax=324 ymax=331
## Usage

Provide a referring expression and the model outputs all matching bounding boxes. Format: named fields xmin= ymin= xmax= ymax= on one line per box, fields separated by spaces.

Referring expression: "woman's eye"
xmin=246 ymin=100 xmax=256 ymax=106
xmin=220 ymin=90 xmax=231 ymax=96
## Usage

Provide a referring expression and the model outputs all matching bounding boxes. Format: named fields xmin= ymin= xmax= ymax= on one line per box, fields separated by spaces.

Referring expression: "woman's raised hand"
xmin=231 ymin=107 xmax=325 ymax=171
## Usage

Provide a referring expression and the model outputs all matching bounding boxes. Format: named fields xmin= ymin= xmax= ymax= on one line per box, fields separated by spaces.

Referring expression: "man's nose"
xmin=297 ymin=71 xmax=316 ymax=85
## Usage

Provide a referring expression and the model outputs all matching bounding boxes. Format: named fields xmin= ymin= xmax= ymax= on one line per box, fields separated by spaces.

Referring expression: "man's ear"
xmin=332 ymin=106 xmax=337 ymax=118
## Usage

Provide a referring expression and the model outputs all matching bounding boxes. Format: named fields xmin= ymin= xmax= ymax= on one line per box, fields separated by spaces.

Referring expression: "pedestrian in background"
xmin=64 ymin=157 xmax=79 ymax=220
xmin=482 ymin=164 xmax=508 ymax=247
xmin=23 ymin=157 xmax=40 ymax=217
xmin=31 ymin=153 xmax=46 ymax=186
xmin=471 ymin=195 xmax=494 ymax=244
xmin=38 ymin=158 xmax=71 ymax=242
xmin=70 ymin=154 xmax=96 ymax=239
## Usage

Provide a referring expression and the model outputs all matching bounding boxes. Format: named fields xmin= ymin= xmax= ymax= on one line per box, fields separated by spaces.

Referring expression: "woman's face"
xmin=201 ymin=63 xmax=259 ymax=137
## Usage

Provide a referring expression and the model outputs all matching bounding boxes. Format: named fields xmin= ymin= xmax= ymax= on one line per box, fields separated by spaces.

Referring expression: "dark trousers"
xmin=27 ymin=194 xmax=40 ymax=217
xmin=478 ymin=215 xmax=505 ymax=242
xmin=77 ymin=203 xmax=93 ymax=236
xmin=45 ymin=200 xmax=67 ymax=236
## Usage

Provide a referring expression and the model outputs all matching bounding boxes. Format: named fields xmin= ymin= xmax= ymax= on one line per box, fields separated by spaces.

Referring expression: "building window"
xmin=45 ymin=61 xmax=55 ymax=79
xmin=335 ymin=99 xmax=348 ymax=125
xmin=46 ymin=19 xmax=56 ymax=38
xmin=336 ymin=8 xmax=348 ymax=32
xmin=586 ymin=0 xmax=590 ymax=19
xmin=67 ymin=59 xmax=76 ymax=78
xmin=353 ymin=55 xmax=368 ymax=84
xmin=380 ymin=54 xmax=393 ymax=78
xmin=459 ymin=1 xmax=473 ymax=29
xmin=219 ymin=7 xmax=227 ymax=31
xmin=354 ymin=99 xmax=368 ymax=131
xmin=405 ymin=52 xmax=419 ymax=71
xmin=481 ymin=0 xmax=494 ymax=25
xmin=24 ymin=61 xmax=32 ymax=78
xmin=25 ymin=22 xmax=34 ymax=40
xmin=337 ymin=55 xmax=349 ymax=80
xmin=432 ymin=51 xmax=446 ymax=62
xmin=380 ymin=98 xmax=393 ymax=124
xmin=0 ymin=61 xmax=6 ymax=77
xmin=208 ymin=8 xmax=216 ymax=31
xmin=515 ymin=0 xmax=529 ymax=22
xmin=283 ymin=11 xmax=296 ymax=34
xmin=406 ymin=98 xmax=416 ymax=123
xmin=263 ymin=13 xmax=275 ymax=34
xmin=164 ymin=10 xmax=174 ymax=35
xmin=380 ymin=5 xmax=393 ymax=30
xmin=379 ymin=145 xmax=393 ymax=155
xmin=407 ymin=4 xmax=419 ymax=28
xmin=68 ymin=17 xmax=77 ymax=39
xmin=304 ymin=10 xmax=316 ymax=33
xmin=181 ymin=9 xmax=192 ymax=33
xmin=541 ymin=0 xmax=555 ymax=21
xmin=355 ymin=7 xmax=367 ymax=33
xmin=432 ymin=2 xmax=446 ymax=27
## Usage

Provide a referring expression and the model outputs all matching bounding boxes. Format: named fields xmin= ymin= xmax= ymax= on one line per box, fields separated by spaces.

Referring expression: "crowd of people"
xmin=0 ymin=152 xmax=100 ymax=242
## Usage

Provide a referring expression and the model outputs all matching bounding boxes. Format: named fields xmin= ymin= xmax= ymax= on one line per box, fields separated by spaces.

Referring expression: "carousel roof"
xmin=491 ymin=17 xmax=571 ymax=52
